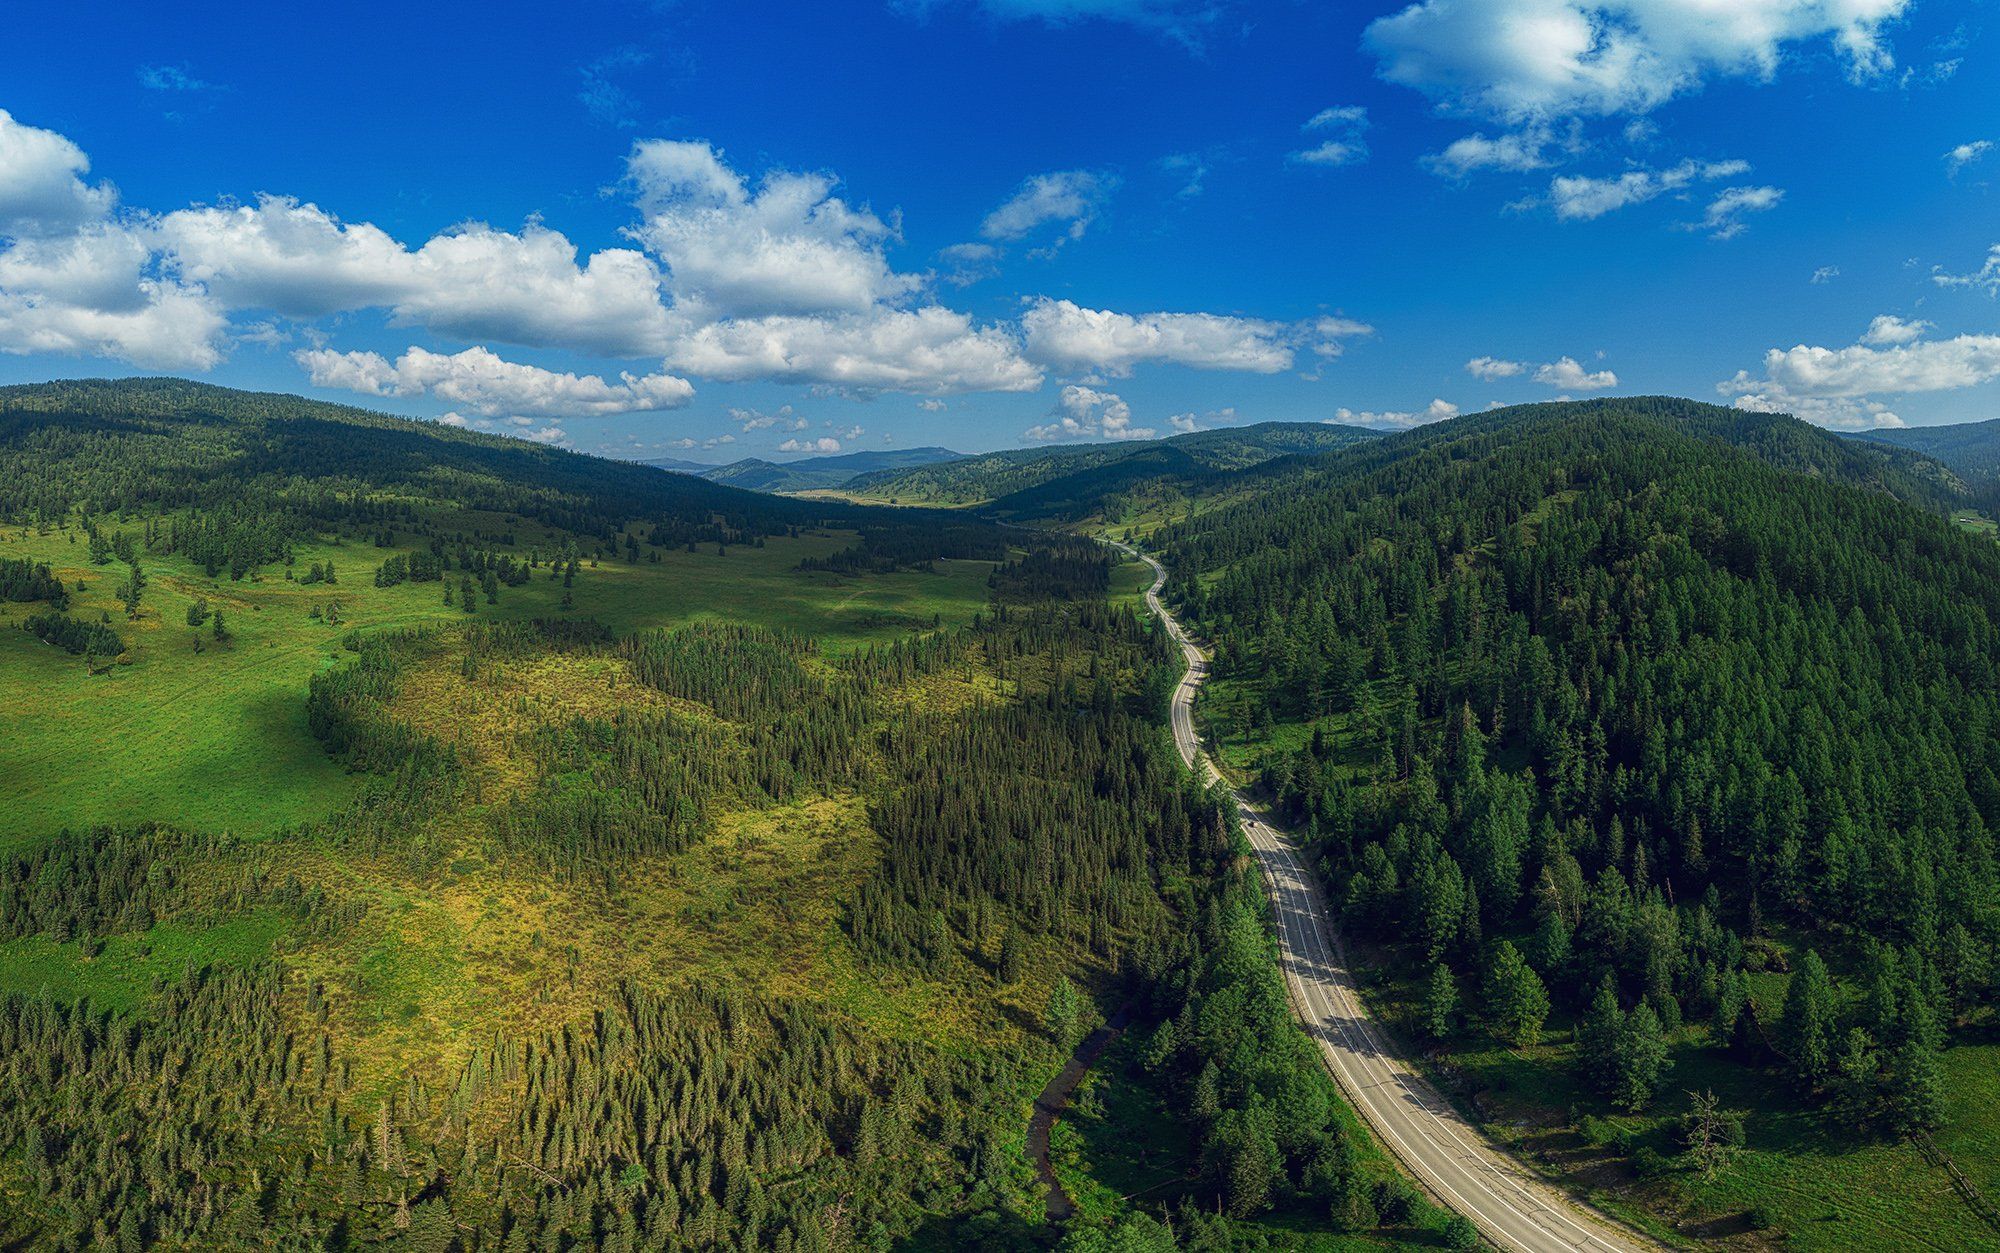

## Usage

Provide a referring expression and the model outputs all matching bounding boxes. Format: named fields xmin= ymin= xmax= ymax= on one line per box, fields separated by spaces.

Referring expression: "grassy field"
xmin=1952 ymin=509 xmax=1999 ymax=540
xmin=0 ymin=521 xmax=994 ymax=846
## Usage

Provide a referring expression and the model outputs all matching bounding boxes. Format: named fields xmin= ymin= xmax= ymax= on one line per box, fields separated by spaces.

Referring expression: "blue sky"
xmin=0 ymin=0 xmax=1995 ymax=461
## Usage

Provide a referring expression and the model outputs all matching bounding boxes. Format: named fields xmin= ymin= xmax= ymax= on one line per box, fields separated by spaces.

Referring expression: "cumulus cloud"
xmin=1466 ymin=355 xmax=1527 ymax=380
xmin=1292 ymin=106 xmax=1371 ymax=168
xmin=1333 ymin=398 xmax=1460 ymax=430
xmin=980 ymin=170 xmax=1115 ymax=247
xmin=1721 ymin=318 xmax=2000 ymax=429
xmin=1945 ymin=140 xmax=1992 ymax=177
xmin=1861 ymin=314 xmax=1930 ymax=346
xmin=1547 ymin=157 xmax=1748 ymax=220
xmin=1021 ymin=298 xmax=1370 ymax=376
xmin=156 ymin=198 xmax=677 ymax=356
xmin=1534 ymin=355 xmax=1617 ymax=389
xmin=1364 ymin=0 xmax=1908 ymax=123
xmin=0 ymin=223 xmax=224 ymax=368
xmin=667 ymin=306 xmax=1041 ymax=394
xmin=626 ymin=139 xmax=921 ymax=321
xmin=0 ymin=109 xmax=117 ymax=238
xmin=1168 ymin=405 xmax=1234 ymax=434
xmin=295 ymin=345 xmax=694 ymax=417
xmin=1025 ymin=384 xmax=1154 ymax=442
xmin=779 ymin=436 xmax=842 ymax=453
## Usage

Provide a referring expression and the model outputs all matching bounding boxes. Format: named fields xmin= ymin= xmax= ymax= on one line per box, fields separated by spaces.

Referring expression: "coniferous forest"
xmin=7 ymin=381 xmax=2000 ymax=1249
xmin=0 ymin=382 xmax=1445 ymax=1251
xmin=1139 ymin=397 xmax=2000 ymax=1243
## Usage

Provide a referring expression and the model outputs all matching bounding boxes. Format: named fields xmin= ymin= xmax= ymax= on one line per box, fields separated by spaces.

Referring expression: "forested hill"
xmin=1152 ymin=394 xmax=2000 ymax=1224
xmin=0 ymin=377 xmax=875 ymax=570
xmin=845 ymin=419 xmax=1380 ymax=506
xmin=1853 ymin=417 xmax=2000 ymax=507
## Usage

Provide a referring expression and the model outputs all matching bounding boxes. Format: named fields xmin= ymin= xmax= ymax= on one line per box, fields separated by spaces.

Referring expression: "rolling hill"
xmin=645 ymin=445 xmax=962 ymax=493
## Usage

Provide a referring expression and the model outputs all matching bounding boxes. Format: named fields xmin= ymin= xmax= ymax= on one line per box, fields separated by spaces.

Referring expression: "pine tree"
xmin=1780 ymin=950 xmax=1835 ymax=1090
xmin=1419 ymin=963 xmax=1458 ymax=1040
xmin=1612 ymin=1001 xmax=1669 ymax=1112
xmin=1484 ymin=941 xmax=1549 ymax=1048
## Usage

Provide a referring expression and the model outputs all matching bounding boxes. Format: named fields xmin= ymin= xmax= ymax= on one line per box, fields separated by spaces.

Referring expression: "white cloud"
xmin=980 ymin=170 xmax=1115 ymax=246
xmin=1423 ymin=126 xmax=1562 ymax=177
xmin=1811 ymin=265 xmax=1840 ymax=284
xmin=1945 ymin=140 xmax=1993 ymax=177
xmin=1168 ymin=405 xmax=1234 ymax=434
xmin=667 ymin=306 xmax=1041 ymax=395
xmin=728 ymin=404 xmax=801 ymax=431
xmin=1732 ymin=335 xmax=2000 ymax=398
xmin=296 ymin=345 xmax=694 ymax=417
xmin=937 ymin=240 xmax=1000 ymax=286
xmin=1025 ymin=384 xmax=1155 ymax=442
xmin=1934 ymin=244 xmax=2000 ymax=296
xmin=154 ymin=198 xmax=678 ymax=357
xmin=1721 ymin=318 xmax=2000 ymax=429
xmin=1466 ymin=355 xmax=1527 ymax=380
xmin=1861 ymin=314 xmax=1929 ymax=346
xmin=0 ymin=109 xmax=116 ymax=238
xmin=1691 ymin=184 xmax=1782 ymax=238
xmin=918 ymin=398 xmax=947 ymax=412
xmin=1292 ymin=107 xmax=1371 ymax=168
xmin=1333 ymin=398 xmax=1460 ymax=430
xmin=1547 ymin=157 xmax=1748 ymax=220
xmin=625 ymin=138 xmax=922 ymax=320
xmin=1021 ymin=298 xmax=1369 ymax=376
xmin=1364 ymin=0 xmax=1909 ymax=123
xmin=0 ymin=224 xmax=225 ymax=368
xmin=779 ymin=436 xmax=842 ymax=453
xmin=1534 ymin=355 xmax=1617 ymax=389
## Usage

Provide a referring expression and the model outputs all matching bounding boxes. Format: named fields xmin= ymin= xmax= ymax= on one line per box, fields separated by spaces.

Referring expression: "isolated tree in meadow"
xmin=460 ymin=577 xmax=476 ymax=613
xmin=1780 ymin=950 xmax=1835 ymax=1090
xmin=1484 ymin=940 xmax=1549 ymax=1048
xmin=117 ymin=563 xmax=145 ymax=617
xmin=1680 ymin=1089 xmax=1739 ymax=1181
xmin=185 ymin=597 xmax=208 ymax=627
xmin=212 ymin=610 xmax=228 ymax=642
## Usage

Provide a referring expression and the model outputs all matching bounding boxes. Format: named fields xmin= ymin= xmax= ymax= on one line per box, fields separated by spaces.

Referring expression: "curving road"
xmin=1117 ymin=541 xmax=1655 ymax=1253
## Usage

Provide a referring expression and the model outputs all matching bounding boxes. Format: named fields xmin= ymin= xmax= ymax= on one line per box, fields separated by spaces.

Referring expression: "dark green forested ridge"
xmin=1854 ymin=416 xmax=2000 ymax=510
xmin=1150 ymin=396 xmax=1999 ymax=1146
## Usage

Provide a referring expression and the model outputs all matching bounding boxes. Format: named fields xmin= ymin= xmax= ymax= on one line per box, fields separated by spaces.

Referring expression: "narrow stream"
xmin=1025 ymin=1005 xmax=1133 ymax=1223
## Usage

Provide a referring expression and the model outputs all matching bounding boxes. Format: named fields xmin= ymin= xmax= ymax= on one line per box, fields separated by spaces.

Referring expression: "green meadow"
xmin=0 ymin=520 xmax=994 ymax=845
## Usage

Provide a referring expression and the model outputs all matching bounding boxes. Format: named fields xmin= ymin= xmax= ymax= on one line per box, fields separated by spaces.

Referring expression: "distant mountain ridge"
xmin=844 ymin=421 xmax=1382 ymax=507
xmin=646 ymin=446 xmax=962 ymax=493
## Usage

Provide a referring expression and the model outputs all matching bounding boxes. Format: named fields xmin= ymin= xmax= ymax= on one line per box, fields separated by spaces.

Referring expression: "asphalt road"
xmin=1118 ymin=541 xmax=1655 ymax=1253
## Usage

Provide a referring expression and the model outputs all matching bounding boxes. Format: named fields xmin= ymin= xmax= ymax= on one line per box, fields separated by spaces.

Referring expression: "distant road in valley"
xmin=1114 ymin=540 xmax=1656 ymax=1253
